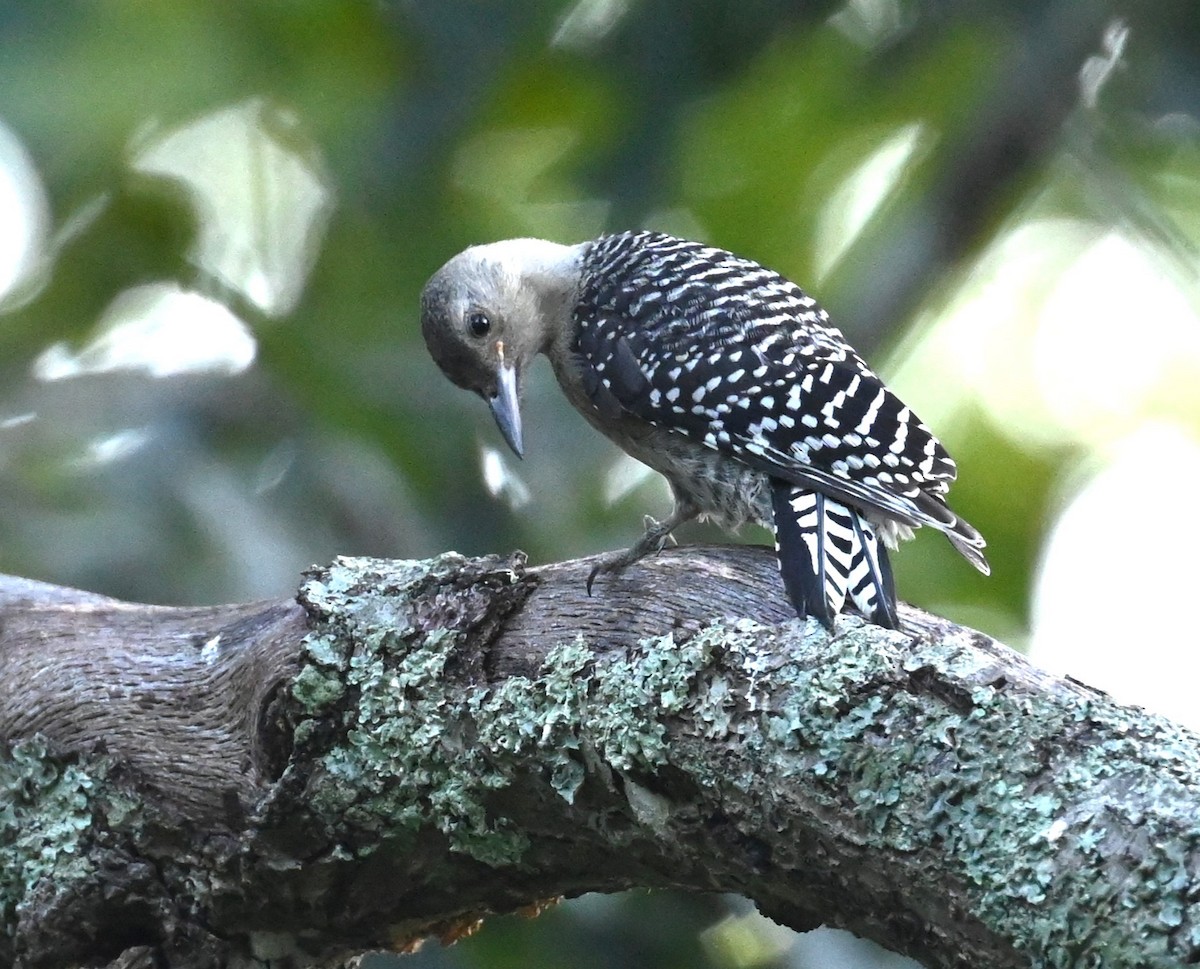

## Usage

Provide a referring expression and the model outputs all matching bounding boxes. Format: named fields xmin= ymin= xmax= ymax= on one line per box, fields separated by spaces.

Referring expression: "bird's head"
xmin=420 ymin=239 xmax=581 ymax=458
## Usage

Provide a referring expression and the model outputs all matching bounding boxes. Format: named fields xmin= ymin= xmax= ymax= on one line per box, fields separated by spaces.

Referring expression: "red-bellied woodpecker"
xmin=420 ymin=231 xmax=988 ymax=629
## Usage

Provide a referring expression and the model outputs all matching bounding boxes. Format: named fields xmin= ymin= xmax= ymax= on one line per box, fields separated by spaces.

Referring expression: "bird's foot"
xmin=586 ymin=514 xmax=683 ymax=595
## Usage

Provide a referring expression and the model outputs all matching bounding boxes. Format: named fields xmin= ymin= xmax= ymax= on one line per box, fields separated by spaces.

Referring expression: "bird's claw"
xmin=585 ymin=547 xmax=636 ymax=596
xmin=585 ymin=514 xmax=680 ymax=596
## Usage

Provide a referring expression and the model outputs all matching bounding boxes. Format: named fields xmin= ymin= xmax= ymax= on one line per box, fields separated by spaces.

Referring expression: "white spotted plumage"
xmin=570 ymin=230 xmax=988 ymax=628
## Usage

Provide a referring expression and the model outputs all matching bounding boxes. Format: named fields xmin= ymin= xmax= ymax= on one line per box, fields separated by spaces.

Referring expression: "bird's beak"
xmin=488 ymin=356 xmax=524 ymax=458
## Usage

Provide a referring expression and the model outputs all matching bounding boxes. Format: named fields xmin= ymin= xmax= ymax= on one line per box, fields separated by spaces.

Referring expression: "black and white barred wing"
xmin=574 ymin=234 xmax=981 ymax=549
xmin=573 ymin=232 xmax=987 ymax=627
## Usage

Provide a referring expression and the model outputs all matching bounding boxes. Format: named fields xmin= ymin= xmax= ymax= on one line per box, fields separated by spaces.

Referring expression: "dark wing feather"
xmin=574 ymin=232 xmax=975 ymax=552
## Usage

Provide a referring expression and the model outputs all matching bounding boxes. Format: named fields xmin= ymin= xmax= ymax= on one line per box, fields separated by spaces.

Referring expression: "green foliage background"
xmin=1 ymin=1 xmax=1197 ymax=966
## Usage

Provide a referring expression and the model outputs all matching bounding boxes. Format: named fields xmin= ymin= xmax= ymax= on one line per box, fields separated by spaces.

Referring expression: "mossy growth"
xmin=758 ymin=623 xmax=1200 ymax=968
xmin=0 ymin=736 xmax=108 ymax=944
xmin=290 ymin=554 xmax=731 ymax=869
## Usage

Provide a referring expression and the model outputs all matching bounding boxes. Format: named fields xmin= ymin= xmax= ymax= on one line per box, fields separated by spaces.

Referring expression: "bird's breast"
xmin=548 ymin=344 xmax=770 ymax=529
xmin=586 ymin=404 xmax=771 ymax=529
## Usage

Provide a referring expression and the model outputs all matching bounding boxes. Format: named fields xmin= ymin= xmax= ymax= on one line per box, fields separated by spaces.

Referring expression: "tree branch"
xmin=1 ymin=547 xmax=1196 ymax=968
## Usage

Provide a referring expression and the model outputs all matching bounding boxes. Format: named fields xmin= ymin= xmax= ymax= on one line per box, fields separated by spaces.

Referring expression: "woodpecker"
xmin=420 ymin=231 xmax=988 ymax=629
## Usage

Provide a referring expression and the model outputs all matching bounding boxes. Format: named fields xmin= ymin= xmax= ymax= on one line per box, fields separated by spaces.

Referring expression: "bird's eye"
xmin=467 ymin=311 xmax=491 ymax=337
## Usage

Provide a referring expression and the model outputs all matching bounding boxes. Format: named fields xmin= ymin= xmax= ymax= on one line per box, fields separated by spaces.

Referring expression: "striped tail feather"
xmin=770 ymin=480 xmax=899 ymax=630
xmin=910 ymin=490 xmax=990 ymax=575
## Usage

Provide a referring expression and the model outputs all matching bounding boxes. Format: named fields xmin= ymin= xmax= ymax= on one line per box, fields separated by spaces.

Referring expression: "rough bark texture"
xmin=1 ymin=547 xmax=1198 ymax=969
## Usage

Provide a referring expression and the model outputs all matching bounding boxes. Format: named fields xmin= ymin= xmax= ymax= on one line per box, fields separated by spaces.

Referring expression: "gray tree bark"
xmin=0 ymin=546 xmax=1196 ymax=969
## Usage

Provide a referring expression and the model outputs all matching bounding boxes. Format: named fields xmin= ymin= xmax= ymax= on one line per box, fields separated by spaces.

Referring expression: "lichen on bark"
xmin=0 ymin=738 xmax=111 ymax=958
xmin=285 ymin=554 xmax=745 ymax=867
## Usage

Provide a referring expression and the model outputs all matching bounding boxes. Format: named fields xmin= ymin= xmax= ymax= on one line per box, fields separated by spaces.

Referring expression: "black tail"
xmin=770 ymin=480 xmax=898 ymax=630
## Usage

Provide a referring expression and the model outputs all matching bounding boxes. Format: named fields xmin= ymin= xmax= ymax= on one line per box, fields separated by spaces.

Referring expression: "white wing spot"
xmin=890 ymin=407 xmax=911 ymax=453
xmin=857 ymin=388 xmax=887 ymax=434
